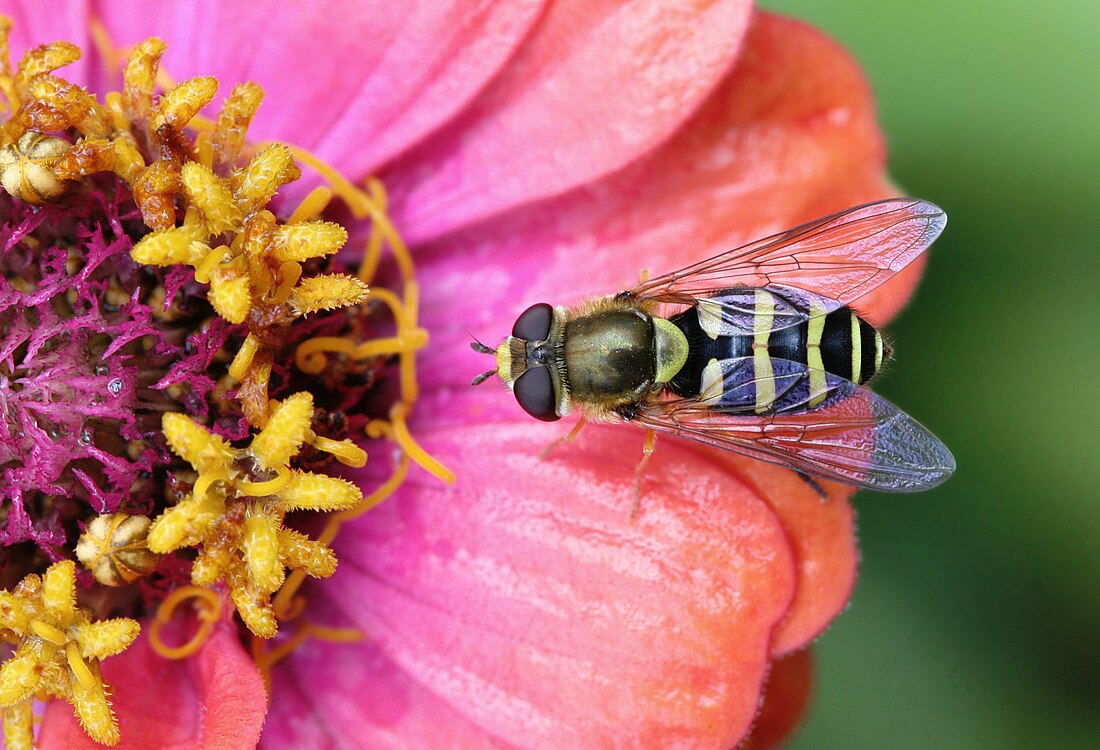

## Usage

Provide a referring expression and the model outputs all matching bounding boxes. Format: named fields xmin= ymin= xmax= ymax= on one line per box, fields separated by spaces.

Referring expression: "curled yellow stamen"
xmin=252 ymin=620 xmax=364 ymax=686
xmin=389 ymin=401 xmax=455 ymax=484
xmin=309 ymin=434 xmax=367 ymax=467
xmin=30 ymin=620 xmax=68 ymax=645
xmin=191 ymin=469 xmax=228 ymax=502
xmin=357 ymin=176 xmax=389 ymax=285
xmin=269 ymin=260 xmax=302 ymax=305
xmin=237 ymin=467 xmax=293 ymax=497
xmin=288 ymin=185 xmax=333 ymax=225
xmin=229 ymin=333 xmax=262 ymax=381
xmin=295 ymin=336 xmax=357 ymax=374
xmin=65 ymin=642 xmax=96 ymax=689
xmin=194 ymin=244 xmax=229 ymax=283
xmin=149 ymin=586 xmax=222 ymax=660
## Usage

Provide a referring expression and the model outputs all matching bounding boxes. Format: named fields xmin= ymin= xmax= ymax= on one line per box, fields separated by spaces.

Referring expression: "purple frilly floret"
xmin=0 ymin=186 xmax=229 ymax=556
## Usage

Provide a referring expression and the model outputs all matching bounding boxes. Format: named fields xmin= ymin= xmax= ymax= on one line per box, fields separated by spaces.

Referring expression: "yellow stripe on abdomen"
xmin=753 ymin=289 xmax=775 ymax=413
xmin=806 ymin=298 xmax=828 ymax=407
xmin=850 ymin=311 xmax=863 ymax=386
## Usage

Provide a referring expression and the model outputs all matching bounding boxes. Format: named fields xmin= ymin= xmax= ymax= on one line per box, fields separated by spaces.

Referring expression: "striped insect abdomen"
xmin=665 ymin=287 xmax=885 ymax=414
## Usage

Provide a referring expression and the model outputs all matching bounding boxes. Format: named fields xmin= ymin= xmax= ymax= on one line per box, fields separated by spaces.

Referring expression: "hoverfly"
xmin=471 ymin=199 xmax=955 ymax=493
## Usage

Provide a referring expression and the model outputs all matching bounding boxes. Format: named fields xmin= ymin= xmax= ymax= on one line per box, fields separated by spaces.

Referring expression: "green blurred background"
xmin=760 ymin=1 xmax=1100 ymax=748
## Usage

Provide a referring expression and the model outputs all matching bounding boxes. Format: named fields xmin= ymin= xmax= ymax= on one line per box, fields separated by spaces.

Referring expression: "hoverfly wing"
xmin=627 ymin=199 xmax=946 ymax=307
xmin=633 ymin=357 xmax=955 ymax=492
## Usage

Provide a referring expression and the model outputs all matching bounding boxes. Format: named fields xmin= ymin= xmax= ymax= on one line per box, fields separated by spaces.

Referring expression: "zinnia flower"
xmin=0 ymin=2 xmax=932 ymax=748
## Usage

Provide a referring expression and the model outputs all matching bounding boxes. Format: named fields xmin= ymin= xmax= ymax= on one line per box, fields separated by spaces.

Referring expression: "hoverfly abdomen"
xmin=666 ymin=287 xmax=886 ymax=415
xmin=817 ymin=308 xmax=884 ymax=386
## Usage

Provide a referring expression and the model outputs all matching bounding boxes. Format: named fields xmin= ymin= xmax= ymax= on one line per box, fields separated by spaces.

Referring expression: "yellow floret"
xmin=291 ymin=274 xmax=370 ymax=315
xmin=243 ymin=510 xmax=283 ymax=594
xmin=251 ymin=392 xmax=314 ymax=470
xmin=271 ymin=220 xmax=348 ymax=262
xmin=162 ymin=412 xmax=236 ymax=473
xmin=0 ymin=562 xmax=139 ymax=748
xmin=130 ymin=225 xmax=209 ymax=266
xmin=181 ymin=160 xmax=241 ymax=233
xmin=282 ymin=472 xmax=362 ymax=512
xmin=158 ymin=75 xmax=217 ymax=130
xmin=208 ymin=270 xmax=252 ymax=323
xmin=235 ymin=143 xmax=299 ymax=210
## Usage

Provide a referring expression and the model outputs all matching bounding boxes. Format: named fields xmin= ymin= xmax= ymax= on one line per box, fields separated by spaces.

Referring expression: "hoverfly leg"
xmin=630 ymin=429 xmax=658 ymax=521
xmin=539 ymin=417 xmax=587 ymax=460
xmin=794 ymin=470 xmax=829 ymax=500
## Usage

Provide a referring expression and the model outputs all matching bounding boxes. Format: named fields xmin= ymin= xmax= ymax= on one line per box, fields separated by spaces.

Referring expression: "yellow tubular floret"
xmin=162 ymin=412 xmax=235 ymax=471
xmin=208 ymin=270 xmax=252 ymax=323
xmin=291 ymin=274 xmax=370 ymax=315
xmin=243 ymin=510 xmax=284 ymax=594
xmin=282 ymin=472 xmax=362 ymax=512
xmin=130 ymin=226 xmax=209 ymax=265
xmin=0 ymin=563 xmax=139 ymax=748
xmin=235 ymin=142 xmax=299 ymax=210
xmin=251 ymin=392 xmax=314 ymax=470
xmin=158 ymin=75 xmax=217 ymax=130
xmin=181 ymin=161 xmax=241 ymax=233
xmin=272 ymin=221 xmax=348 ymax=261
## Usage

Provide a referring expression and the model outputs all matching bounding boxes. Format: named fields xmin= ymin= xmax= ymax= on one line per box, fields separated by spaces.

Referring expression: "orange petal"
xmin=716 ymin=456 xmax=857 ymax=656
xmin=385 ymin=0 xmax=753 ymax=242
xmin=329 ymin=408 xmax=797 ymax=748
xmin=742 ymin=648 xmax=814 ymax=750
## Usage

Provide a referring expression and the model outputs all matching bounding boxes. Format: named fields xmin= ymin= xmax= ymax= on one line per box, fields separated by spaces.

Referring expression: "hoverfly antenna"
xmin=470 ymin=338 xmax=496 ymax=355
xmin=471 ymin=369 xmax=496 ymax=386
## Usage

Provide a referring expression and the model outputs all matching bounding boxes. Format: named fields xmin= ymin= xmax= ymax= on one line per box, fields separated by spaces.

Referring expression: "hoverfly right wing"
xmin=626 ymin=199 xmax=946 ymax=308
xmin=632 ymin=357 xmax=955 ymax=493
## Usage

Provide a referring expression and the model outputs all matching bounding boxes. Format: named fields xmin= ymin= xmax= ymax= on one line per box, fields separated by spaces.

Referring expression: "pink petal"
xmin=413 ymin=12 xmax=895 ymax=398
xmin=0 ymin=0 xmax=93 ymax=83
xmin=321 ymin=406 xmax=796 ymax=748
xmin=92 ymin=0 xmax=545 ymax=173
xmin=38 ymin=620 xmax=266 ymax=750
xmin=261 ymin=628 xmax=510 ymax=750
xmin=384 ymin=0 xmax=753 ymax=243
xmin=410 ymin=10 xmax=884 ymax=664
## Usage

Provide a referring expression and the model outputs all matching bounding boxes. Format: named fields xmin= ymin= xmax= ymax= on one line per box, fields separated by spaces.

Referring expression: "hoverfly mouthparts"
xmin=471 ymin=199 xmax=956 ymax=492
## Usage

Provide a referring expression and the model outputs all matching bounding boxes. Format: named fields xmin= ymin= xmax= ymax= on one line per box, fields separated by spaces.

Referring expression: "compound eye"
xmin=513 ymin=366 xmax=559 ymax=421
xmin=512 ymin=303 xmax=553 ymax=341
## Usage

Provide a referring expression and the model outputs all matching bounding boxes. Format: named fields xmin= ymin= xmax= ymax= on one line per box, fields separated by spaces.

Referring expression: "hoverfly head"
xmin=468 ymin=303 xmax=562 ymax=421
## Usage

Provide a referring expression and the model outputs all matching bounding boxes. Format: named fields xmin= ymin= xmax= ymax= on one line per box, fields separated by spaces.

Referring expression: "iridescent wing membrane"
xmin=634 ymin=357 xmax=955 ymax=491
xmin=626 ymin=199 xmax=954 ymax=492
xmin=627 ymin=198 xmax=946 ymax=307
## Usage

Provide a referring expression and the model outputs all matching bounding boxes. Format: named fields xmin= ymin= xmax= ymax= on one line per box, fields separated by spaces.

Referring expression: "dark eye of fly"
xmin=512 ymin=302 xmax=553 ymax=341
xmin=513 ymin=366 xmax=559 ymax=421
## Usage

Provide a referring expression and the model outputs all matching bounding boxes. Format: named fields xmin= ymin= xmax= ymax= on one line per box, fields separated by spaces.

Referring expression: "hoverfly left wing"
xmin=626 ymin=199 xmax=946 ymax=308
xmin=631 ymin=357 xmax=955 ymax=492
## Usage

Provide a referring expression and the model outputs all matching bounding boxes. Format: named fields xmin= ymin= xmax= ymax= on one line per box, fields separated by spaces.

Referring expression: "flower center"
xmin=0 ymin=16 xmax=452 ymax=748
